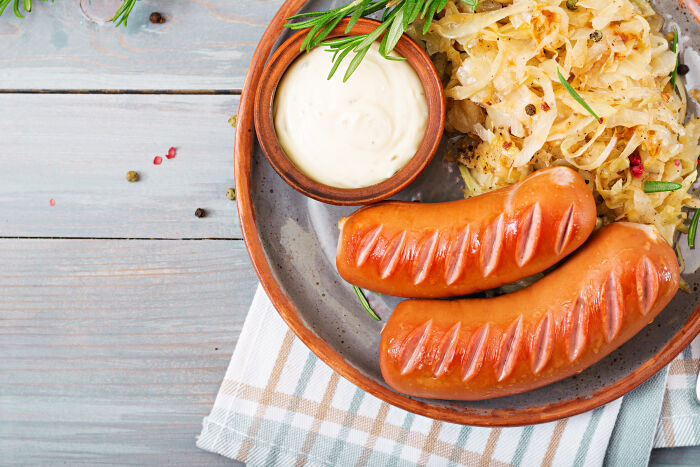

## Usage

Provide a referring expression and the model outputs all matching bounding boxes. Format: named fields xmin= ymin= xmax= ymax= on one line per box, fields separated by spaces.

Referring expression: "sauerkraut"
xmin=411 ymin=0 xmax=700 ymax=243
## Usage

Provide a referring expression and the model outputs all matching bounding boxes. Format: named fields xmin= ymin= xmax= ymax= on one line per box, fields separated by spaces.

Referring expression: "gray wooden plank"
xmin=0 ymin=238 xmax=257 ymax=465
xmin=0 ymin=93 xmax=241 ymax=238
xmin=0 ymin=0 xmax=282 ymax=91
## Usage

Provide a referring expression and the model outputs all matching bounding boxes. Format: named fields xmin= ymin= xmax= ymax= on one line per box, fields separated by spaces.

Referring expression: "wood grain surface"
xmin=0 ymin=0 xmax=280 ymax=91
xmin=0 ymin=94 xmax=240 ymax=239
xmin=0 ymin=239 xmax=256 ymax=465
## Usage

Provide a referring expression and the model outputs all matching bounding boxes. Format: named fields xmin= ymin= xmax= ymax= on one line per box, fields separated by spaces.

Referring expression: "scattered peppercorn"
xmin=126 ymin=171 xmax=139 ymax=182
xmin=229 ymin=115 xmax=237 ymax=128
xmin=631 ymin=164 xmax=644 ymax=178
xmin=674 ymin=159 xmax=681 ymax=167
xmin=629 ymin=152 xmax=642 ymax=166
xmin=195 ymin=208 xmax=206 ymax=218
xmin=566 ymin=0 xmax=577 ymax=10
xmin=502 ymin=141 xmax=513 ymax=150
xmin=589 ymin=30 xmax=603 ymax=42
xmin=524 ymin=104 xmax=536 ymax=116
xmin=541 ymin=102 xmax=551 ymax=111
xmin=226 ymin=188 xmax=236 ymax=200
xmin=149 ymin=12 xmax=165 ymax=24
xmin=49 ymin=199 xmax=55 ymax=207
xmin=678 ymin=64 xmax=690 ymax=76
xmin=167 ymin=147 xmax=176 ymax=159
xmin=153 ymin=156 xmax=163 ymax=165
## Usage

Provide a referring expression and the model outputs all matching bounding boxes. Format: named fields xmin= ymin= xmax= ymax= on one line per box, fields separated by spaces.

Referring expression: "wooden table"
xmin=0 ymin=1 xmax=697 ymax=464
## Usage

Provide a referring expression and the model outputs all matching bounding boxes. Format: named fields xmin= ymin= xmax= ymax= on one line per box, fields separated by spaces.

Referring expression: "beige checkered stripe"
xmin=198 ymin=286 xmax=653 ymax=467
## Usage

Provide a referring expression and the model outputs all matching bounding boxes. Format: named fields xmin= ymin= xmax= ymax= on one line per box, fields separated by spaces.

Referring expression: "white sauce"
xmin=274 ymin=43 xmax=429 ymax=188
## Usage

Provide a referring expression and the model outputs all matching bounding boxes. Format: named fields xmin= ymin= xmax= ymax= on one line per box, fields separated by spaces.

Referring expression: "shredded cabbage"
xmin=411 ymin=0 xmax=700 ymax=244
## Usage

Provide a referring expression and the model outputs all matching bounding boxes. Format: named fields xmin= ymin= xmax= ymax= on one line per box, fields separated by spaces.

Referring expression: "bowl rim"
xmin=254 ymin=17 xmax=445 ymax=206
xmin=237 ymin=0 xmax=700 ymax=426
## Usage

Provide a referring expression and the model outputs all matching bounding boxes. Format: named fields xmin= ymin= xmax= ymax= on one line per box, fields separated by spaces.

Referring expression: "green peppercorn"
xmin=566 ymin=0 xmax=577 ymax=10
xmin=229 ymin=115 xmax=237 ymax=128
xmin=126 ymin=171 xmax=139 ymax=183
xmin=226 ymin=188 xmax=236 ymax=201
xmin=589 ymin=30 xmax=603 ymax=42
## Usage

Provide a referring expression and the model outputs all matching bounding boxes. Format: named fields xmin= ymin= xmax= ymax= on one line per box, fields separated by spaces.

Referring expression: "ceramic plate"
xmin=236 ymin=0 xmax=700 ymax=425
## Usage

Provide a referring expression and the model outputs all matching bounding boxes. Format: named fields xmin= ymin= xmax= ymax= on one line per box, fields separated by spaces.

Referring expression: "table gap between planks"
xmin=0 ymin=0 xmax=697 ymax=465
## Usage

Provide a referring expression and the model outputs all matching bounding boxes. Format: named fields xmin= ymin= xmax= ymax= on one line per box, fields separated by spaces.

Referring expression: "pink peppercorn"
xmin=167 ymin=147 xmax=176 ymax=159
xmin=153 ymin=156 xmax=163 ymax=165
xmin=675 ymin=159 xmax=681 ymax=167
xmin=49 ymin=199 xmax=55 ymax=206
xmin=631 ymin=164 xmax=644 ymax=178
xmin=629 ymin=152 xmax=642 ymax=166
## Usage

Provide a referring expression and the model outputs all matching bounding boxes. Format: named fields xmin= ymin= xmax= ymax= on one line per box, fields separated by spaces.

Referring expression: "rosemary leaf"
xmin=689 ymin=209 xmax=700 ymax=248
xmin=670 ymin=26 xmax=679 ymax=90
xmin=353 ymin=286 xmax=381 ymax=321
xmin=557 ymin=67 xmax=601 ymax=122
xmin=347 ymin=0 xmax=371 ymax=32
xmin=643 ymin=181 xmax=683 ymax=193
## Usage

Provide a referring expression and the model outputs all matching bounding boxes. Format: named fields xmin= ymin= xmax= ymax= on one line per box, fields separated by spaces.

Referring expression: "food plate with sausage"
xmin=236 ymin=0 xmax=700 ymax=425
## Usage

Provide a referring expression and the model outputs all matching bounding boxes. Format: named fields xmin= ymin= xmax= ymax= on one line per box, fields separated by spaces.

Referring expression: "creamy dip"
xmin=274 ymin=43 xmax=429 ymax=189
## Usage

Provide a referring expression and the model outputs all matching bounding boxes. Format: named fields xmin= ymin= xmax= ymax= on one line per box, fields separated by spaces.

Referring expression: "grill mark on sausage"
xmin=555 ymin=204 xmax=575 ymax=255
xmin=516 ymin=203 xmax=542 ymax=267
xmin=480 ymin=214 xmax=504 ymax=277
xmin=379 ymin=231 xmax=406 ymax=279
xmin=413 ymin=231 xmax=439 ymax=284
xmin=636 ymin=256 xmax=659 ymax=316
xmin=356 ymin=225 xmax=383 ymax=267
xmin=567 ymin=295 xmax=589 ymax=362
xmin=496 ymin=316 xmax=524 ymax=382
xmin=445 ymin=226 xmax=470 ymax=285
xmin=400 ymin=320 xmax=432 ymax=375
xmin=531 ymin=311 xmax=553 ymax=374
xmin=433 ymin=322 xmax=462 ymax=377
xmin=602 ymin=272 xmax=624 ymax=342
xmin=462 ymin=323 xmax=490 ymax=381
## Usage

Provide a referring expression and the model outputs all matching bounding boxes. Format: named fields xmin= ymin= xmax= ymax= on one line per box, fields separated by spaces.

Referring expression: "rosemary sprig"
xmin=110 ymin=0 xmax=137 ymax=27
xmin=352 ymin=285 xmax=381 ymax=321
xmin=643 ymin=181 xmax=682 ymax=193
xmin=286 ymin=0 xmax=478 ymax=81
xmin=557 ymin=67 xmax=602 ymax=123
xmin=0 ymin=0 xmax=134 ymax=27
xmin=0 ymin=0 xmax=50 ymax=18
xmin=689 ymin=209 xmax=699 ymax=248
xmin=670 ymin=26 xmax=679 ymax=91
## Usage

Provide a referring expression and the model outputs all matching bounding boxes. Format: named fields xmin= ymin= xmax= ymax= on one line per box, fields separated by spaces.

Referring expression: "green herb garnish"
xmin=689 ymin=209 xmax=700 ymax=248
xmin=109 ymin=0 xmax=137 ymax=27
xmin=557 ymin=67 xmax=601 ymax=123
xmin=643 ymin=181 xmax=683 ymax=193
xmin=353 ymin=285 xmax=380 ymax=321
xmin=286 ymin=0 xmax=478 ymax=81
xmin=670 ymin=26 xmax=679 ymax=91
xmin=0 ymin=0 xmax=134 ymax=27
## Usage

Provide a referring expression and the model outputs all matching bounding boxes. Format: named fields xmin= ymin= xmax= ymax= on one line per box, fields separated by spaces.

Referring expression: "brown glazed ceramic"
xmin=254 ymin=18 xmax=445 ymax=205
xmin=237 ymin=0 xmax=700 ymax=426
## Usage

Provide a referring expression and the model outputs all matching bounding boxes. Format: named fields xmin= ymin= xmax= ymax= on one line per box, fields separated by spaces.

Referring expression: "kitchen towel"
xmin=198 ymin=285 xmax=699 ymax=466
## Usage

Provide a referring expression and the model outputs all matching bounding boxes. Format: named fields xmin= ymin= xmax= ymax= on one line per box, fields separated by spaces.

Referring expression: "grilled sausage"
xmin=379 ymin=222 xmax=680 ymax=400
xmin=336 ymin=167 xmax=596 ymax=298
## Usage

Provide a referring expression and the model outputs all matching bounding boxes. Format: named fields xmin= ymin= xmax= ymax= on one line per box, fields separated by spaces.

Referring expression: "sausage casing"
xmin=336 ymin=167 xmax=597 ymax=298
xmin=379 ymin=222 xmax=680 ymax=400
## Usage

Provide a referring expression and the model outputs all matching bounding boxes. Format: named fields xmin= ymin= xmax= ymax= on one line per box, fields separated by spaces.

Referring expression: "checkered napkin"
xmin=198 ymin=286 xmax=700 ymax=466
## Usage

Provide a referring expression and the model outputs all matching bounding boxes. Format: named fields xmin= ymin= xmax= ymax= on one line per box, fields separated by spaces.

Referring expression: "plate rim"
xmin=235 ymin=0 xmax=700 ymax=426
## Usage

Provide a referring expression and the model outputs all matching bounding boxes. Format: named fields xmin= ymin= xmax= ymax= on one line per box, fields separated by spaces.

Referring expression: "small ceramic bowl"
xmin=254 ymin=18 xmax=445 ymax=206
